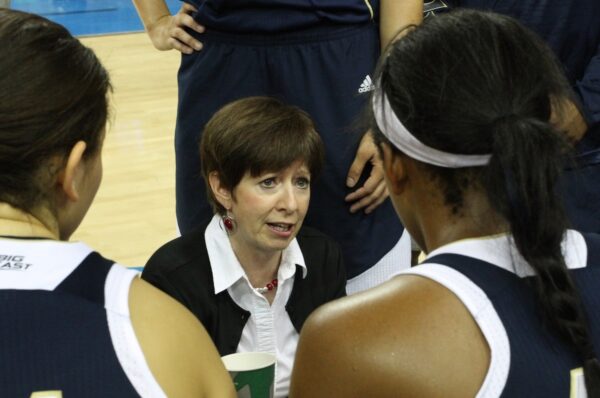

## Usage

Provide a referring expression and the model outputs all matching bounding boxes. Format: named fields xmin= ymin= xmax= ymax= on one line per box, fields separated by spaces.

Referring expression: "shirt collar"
xmin=205 ymin=215 xmax=307 ymax=295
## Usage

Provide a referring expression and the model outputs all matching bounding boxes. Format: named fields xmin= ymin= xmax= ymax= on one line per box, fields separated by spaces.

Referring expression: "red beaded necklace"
xmin=254 ymin=279 xmax=278 ymax=294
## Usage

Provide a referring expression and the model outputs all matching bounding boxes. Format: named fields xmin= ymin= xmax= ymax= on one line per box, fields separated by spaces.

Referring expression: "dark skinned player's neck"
xmin=420 ymin=189 xmax=508 ymax=254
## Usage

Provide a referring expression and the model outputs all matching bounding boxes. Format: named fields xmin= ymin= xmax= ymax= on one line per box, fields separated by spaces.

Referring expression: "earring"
xmin=222 ymin=213 xmax=237 ymax=234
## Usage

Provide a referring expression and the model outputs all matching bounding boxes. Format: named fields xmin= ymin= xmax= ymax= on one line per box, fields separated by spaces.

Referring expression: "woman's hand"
xmin=345 ymin=131 xmax=389 ymax=214
xmin=551 ymin=97 xmax=588 ymax=144
xmin=146 ymin=2 xmax=205 ymax=54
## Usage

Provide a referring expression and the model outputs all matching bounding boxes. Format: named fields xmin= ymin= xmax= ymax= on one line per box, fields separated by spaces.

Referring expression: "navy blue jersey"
xmin=401 ymin=230 xmax=600 ymax=397
xmin=0 ymin=239 xmax=161 ymax=397
xmin=186 ymin=0 xmax=378 ymax=32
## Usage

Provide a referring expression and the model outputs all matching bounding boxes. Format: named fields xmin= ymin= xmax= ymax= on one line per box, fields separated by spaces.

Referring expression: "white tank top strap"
xmin=396 ymin=263 xmax=510 ymax=398
xmin=105 ymin=264 xmax=167 ymax=398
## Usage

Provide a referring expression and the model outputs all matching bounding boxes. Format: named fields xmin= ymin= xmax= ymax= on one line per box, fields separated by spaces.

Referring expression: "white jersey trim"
xmin=105 ymin=265 xmax=167 ymax=398
xmin=398 ymin=264 xmax=509 ymax=398
xmin=0 ymin=239 xmax=93 ymax=290
xmin=425 ymin=230 xmax=587 ymax=276
xmin=393 ymin=229 xmax=589 ymax=397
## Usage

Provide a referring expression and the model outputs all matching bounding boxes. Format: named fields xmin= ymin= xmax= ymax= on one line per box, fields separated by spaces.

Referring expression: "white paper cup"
xmin=221 ymin=352 xmax=276 ymax=398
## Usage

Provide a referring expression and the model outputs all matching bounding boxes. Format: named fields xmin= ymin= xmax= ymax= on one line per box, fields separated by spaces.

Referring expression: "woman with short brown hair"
xmin=143 ymin=96 xmax=346 ymax=398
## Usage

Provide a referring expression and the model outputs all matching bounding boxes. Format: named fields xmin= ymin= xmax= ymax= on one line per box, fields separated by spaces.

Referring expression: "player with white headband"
xmin=290 ymin=9 xmax=600 ymax=398
xmin=372 ymin=88 xmax=492 ymax=168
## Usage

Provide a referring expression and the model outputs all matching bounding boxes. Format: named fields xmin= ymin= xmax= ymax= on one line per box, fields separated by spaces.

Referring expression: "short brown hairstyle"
xmin=200 ymin=96 xmax=324 ymax=215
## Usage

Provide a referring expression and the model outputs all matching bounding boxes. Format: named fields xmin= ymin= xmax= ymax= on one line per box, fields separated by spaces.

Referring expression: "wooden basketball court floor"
xmin=71 ymin=33 xmax=182 ymax=267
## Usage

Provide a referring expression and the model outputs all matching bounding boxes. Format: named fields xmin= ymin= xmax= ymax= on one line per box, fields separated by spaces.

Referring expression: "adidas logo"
xmin=358 ymin=75 xmax=375 ymax=93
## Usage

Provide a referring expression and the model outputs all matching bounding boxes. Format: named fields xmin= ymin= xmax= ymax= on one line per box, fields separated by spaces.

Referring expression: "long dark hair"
xmin=0 ymin=9 xmax=111 ymax=213
xmin=372 ymin=9 xmax=600 ymax=395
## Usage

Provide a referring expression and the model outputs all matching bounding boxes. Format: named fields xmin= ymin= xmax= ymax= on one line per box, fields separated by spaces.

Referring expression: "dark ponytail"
xmin=371 ymin=9 xmax=600 ymax=395
xmin=485 ymin=116 xmax=600 ymax=396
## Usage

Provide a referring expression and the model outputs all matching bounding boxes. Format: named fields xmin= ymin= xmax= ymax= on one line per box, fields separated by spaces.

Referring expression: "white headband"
xmin=372 ymin=89 xmax=491 ymax=168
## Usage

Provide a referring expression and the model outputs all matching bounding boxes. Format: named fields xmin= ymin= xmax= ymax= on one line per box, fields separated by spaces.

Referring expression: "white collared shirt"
xmin=205 ymin=215 xmax=307 ymax=398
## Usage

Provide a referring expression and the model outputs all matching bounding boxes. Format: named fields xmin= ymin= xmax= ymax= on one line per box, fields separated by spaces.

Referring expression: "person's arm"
xmin=345 ymin=131 xmax=389 ymax=214
xmin=380 ymin=0 xmax=423 ymax=51
xmin=290 ymin=275 xmax=490 ymax=398
xmin=551 ymin=97 xmax=589 ymax=144
xmin=129 ymin=278 xmax=236 ymax=398
xmin=571 ymin=40 xmax=600 ymax=141
xmin=288 ymin=302 xmax=359 ymax=397
xmin=132 ymin=0 xmax=204 ymax=53
xmin=345 ymin=1 xmax=423 ymax=213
